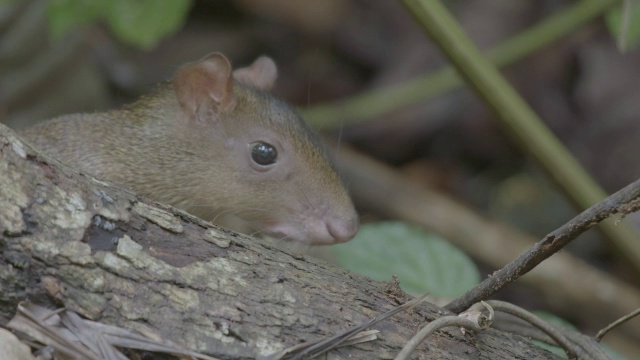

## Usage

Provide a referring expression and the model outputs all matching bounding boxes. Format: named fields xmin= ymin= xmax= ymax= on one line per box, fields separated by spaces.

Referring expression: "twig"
xmin=394 ymin=316 xmax=481 ymax=360
xmin=394 ymin=301 xmax=492 ymax=360
xmin=265 ymin=293 xmax=429 ymax=360
xmin=481 ymin=301 xmax=577 ymax=359
xmin=7 ymin=303 xmax=220 ymax=360
xmin=333 ymin=144 xmax=640 ymax=341
xmin=446 ymin=177 xmax=640 ymax=313
xmin=474 ymin=301 xmax=611 ymax=360
xmin=401 ymin=0 xmax=640 ymax=271
xmin=303 ymin=0 xmax=620 ymax=129
xmin=596 ymin=308 xmax=640 ymax=341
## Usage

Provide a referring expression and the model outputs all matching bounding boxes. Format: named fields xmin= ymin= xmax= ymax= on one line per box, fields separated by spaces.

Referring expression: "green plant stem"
xmin=401 ymin=0 xmax=640 ymax=272
xmin=302 ymin=0 xmax=620 ymax=129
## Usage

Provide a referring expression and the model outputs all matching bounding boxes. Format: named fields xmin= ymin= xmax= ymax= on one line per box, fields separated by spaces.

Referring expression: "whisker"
xmin=185 ymin=203 xmax=270 ymax=213
xmin=335 ymin=123 xmax=344 ymax=155
xmin=211 ymin=209 xmax=233 ymax=224
xmin=293 ymin=181 xmax=314 ymax=210
xmin=249 ymin=227 xmax=273 ymax=238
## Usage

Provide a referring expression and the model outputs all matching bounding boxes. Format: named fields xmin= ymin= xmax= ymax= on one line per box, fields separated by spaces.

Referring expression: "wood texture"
xmin=0 ymin=124 xmax=558 ymax=359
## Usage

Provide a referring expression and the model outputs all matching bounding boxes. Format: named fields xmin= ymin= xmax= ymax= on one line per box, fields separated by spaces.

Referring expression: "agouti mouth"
xmin=262 ymin=217 xmax=357 ymax=245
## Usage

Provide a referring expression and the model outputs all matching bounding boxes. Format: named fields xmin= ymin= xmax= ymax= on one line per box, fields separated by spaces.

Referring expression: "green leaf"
xmin=104 ymin=0 xmax=193 ymax=49
xmin=606 ymin=0 xmax=640 ymax=52
xmin=46 ymin=0 xmax=193 ymax=49
xmin=332 ymin=221 xmax=479 ymax=298
xmin=46 ymin=0 xmax=104 ymax=39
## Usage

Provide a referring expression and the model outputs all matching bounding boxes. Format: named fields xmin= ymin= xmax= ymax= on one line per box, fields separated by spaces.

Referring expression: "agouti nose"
xmin=327 ymin=216 xmax=359 ymax=243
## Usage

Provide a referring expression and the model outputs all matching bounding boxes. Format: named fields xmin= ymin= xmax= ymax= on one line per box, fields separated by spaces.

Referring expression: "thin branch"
xmin=394 ymin=316 xmax=481 ymax=360
xmin=479 ymin=301 xmax=611 ymax=360
xmin=401 ymin=0 xmax=640 ymax=271
xmin=303 ymin=0 xmax=620 ymax=129
xmin=482 ymin=301 xmax=577 ymax=359
xmin=267 ymin=293 xmax=430 ymax=360
xmin=596 ymin=308 xmax=640 ymax=341
xmin=446 ymin=177 xmax=640 ymax=313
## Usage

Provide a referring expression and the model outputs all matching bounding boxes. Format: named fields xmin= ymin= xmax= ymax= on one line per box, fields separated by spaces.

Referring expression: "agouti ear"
xmin=174 ymin=52 xmax=236 ymax=122
xmin=233 ymin=56 xmax=278 ymax=90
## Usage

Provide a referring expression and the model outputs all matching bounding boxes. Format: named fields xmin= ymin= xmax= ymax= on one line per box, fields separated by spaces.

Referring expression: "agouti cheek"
xmin=284 ymin=171 xmax=294 ymax=181
xmin=224 ymin=138 xmax=235 ymax=149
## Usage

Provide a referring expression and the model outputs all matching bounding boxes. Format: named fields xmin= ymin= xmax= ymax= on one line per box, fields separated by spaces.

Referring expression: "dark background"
xmin=2 ymin=0 xmax=640 ymax=357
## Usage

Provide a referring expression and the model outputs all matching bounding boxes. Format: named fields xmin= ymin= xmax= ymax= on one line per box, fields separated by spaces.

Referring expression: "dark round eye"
xmin=250 ymin=141 xmax=278 ymax=166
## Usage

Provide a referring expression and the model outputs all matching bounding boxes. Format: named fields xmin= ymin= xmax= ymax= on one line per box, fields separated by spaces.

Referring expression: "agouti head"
xmin=168 ymin=53 xmax=358 ymax=244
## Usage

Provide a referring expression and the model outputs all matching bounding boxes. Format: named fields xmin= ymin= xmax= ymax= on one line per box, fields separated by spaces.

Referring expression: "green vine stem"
xmin=401 ymin=0 xmax=640 ymax=272
xmin=302 ymin=0 xmax=619 ymax=129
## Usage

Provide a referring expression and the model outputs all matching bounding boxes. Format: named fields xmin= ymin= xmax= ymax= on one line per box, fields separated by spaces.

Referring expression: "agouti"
xmin=20 ymin=52 xmax=358 ymax=244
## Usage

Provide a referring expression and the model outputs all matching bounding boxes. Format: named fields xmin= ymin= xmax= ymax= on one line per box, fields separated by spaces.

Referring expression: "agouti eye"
xmin=250 ymin=141 xmax=278 ymax=166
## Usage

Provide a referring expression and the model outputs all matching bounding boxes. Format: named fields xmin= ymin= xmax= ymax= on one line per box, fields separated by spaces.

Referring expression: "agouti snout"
xmin=20 ymin=52 xmax=358 ymax=244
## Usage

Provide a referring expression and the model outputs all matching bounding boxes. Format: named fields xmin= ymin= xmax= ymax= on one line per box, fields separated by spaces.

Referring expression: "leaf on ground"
xmin=332 ymin=221 xmax=479 ymax=298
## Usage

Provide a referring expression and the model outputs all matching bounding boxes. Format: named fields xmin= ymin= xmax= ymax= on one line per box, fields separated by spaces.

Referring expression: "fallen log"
xmin=0 ymin=123 xmax=558 ymax=359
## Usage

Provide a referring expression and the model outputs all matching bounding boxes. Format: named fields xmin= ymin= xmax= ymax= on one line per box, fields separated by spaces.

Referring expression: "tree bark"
xmin=0 ymin=123 xmax=558 ymax=359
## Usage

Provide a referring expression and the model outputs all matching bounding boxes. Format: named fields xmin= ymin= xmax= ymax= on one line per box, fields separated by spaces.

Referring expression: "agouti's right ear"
xmin=233 ymin=56 xmax=278 ymax=90
xmin=174 ymin=52 xmax=236 ymax=122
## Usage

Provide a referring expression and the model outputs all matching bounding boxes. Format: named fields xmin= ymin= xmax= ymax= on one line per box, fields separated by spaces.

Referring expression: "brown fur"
xmin=20 ymin=53 xmax=358 ymax=244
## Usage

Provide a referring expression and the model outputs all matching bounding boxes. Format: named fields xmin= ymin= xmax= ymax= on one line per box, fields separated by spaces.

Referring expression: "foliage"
xmin=46 ymin=0 xmax=193 ymax=49
xmin=606 ymin=0 xmax=640 ymax=51
xmin=332 ymin=221 xmax=480 ymax=298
